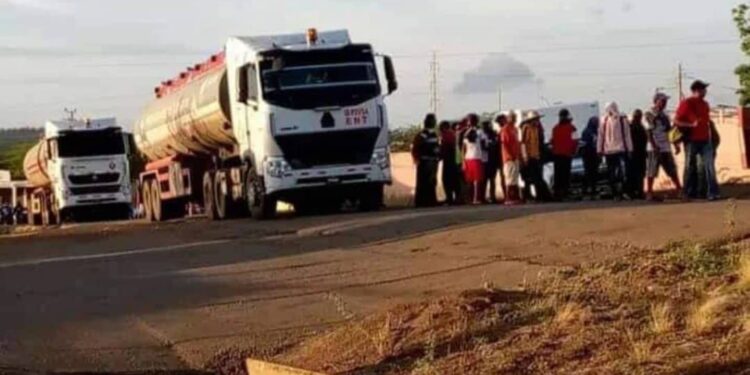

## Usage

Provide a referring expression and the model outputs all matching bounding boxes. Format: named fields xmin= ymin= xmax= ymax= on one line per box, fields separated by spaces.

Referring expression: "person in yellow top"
xmin=520 ymin=111 xmax=551 ymax=202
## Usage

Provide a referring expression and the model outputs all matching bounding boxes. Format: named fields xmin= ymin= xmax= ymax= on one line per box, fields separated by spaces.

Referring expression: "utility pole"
xmin=428 ymin=51 xmax=439 ymax=116
xmin=64 ymin=108 xmax=77 ymax=121
xmin=677 ymin=63 xmax=684 ymax=101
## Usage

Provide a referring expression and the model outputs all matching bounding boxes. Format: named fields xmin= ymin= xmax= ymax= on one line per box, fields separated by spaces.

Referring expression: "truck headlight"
xmin=264 ymin=157 xmax=292 ymax=178
xmin=371 ymin=148 xmax=390 ymax=170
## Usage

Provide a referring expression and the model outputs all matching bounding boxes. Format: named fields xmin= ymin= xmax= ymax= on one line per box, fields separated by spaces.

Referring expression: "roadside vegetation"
xmin=271 ymin=211 xmax=750 ymax=374
xmin=0 ymin=128 xmax=42 ymax=180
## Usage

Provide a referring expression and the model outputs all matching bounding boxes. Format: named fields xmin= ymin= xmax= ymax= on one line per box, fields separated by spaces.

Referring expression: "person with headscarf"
xmin=412 ymin=113 xmax=440 ymax=207
xmin=520 ymin=110 xmax=551 ymax=202
xmin=581 ymin=117 xmax=601 ymax=199
xmin=628 ymin=109 xmax=648 ymax=199
xmin=597 ymin=102 xmax=633 ymax=200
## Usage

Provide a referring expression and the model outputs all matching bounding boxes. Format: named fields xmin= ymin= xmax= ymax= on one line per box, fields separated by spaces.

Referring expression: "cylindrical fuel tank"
xmin=23 ymin=141 xmax=50 ymax=188
xmin=133 ymin=67 xmax=235 ymax=161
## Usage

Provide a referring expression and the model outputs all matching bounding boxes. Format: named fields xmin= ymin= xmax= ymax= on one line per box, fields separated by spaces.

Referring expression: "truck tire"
xmin=203 ymin=171 xmax=218 ymax=220
xmin=150 ymin=179 xmax=165 ymax=222
xmin=214 ymin=172 xmax=228 ymax=220
xmin=359 ymin=185 xmax=384 ymax=212
xmin=142 ymin=181 xmax=153 ymax=222
xmin=245 ymin=169 xmax=276 ymax=220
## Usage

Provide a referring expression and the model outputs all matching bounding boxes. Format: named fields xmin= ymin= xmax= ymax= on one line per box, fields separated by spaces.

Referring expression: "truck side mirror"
xmin=383 ymin=55 xmax=398 ymax=95
xmin=124 ymin=134 xmax=133 ymax=155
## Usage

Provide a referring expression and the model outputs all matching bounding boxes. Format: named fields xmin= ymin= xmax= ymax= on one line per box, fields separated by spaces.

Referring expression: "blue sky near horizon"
xmin=0 ymin=0 xmax=745 ymax=128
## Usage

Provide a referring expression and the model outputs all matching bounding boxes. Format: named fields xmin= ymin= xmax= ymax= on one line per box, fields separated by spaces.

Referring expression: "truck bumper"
xmin=59 ymin=191 xmax=132 ymax=210
xmin=264 ymin=163 xmax=391 ymax=197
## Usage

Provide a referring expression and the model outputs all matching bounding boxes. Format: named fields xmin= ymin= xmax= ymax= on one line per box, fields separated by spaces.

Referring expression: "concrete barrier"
xmin=246 ymin=359 xmax=325 ymax=375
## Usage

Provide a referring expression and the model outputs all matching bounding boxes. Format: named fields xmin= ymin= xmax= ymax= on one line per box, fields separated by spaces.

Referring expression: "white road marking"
xmin=0 ymin=239 xmax=232 ymax=269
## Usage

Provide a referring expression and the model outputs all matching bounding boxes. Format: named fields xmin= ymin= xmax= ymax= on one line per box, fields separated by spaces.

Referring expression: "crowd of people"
xmin=0 ymin=200 xmax=25 ymax=226
xmin=411 ymin=80 xmax=722 ymax=207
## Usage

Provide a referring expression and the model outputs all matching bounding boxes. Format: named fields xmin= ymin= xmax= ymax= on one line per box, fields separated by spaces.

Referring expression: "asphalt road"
xmin=0 ymin=200 xmax=747 ymax=373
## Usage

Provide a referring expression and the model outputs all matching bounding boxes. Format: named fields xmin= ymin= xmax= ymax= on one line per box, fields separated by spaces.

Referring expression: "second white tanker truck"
xmin=134 ymin=29 xmax=398 ymax=221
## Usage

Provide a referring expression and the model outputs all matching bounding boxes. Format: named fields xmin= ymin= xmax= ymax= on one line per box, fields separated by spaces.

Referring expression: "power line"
xmin=391 ymin=39 xmax=739 ymax=59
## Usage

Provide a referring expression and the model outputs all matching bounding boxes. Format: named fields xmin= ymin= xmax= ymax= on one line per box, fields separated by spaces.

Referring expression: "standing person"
xmin=411 ymin=113 xmax=440 ymax=207
xmin=462 ymin=120 xmax=485 ymax=205
xmin=675 ymin=80 xmax=720 ymax=200
xmin=598 ymin=102 xmax=633 ymax=200
xmin=645 ymin=93 xmax=683 ymax=201
xmin=0 ymin=200 xmax=11 ymax=226
xmin=520 ymin=111 xmax=551 ymax=202
xmin=550 ymin=109 xmax=577 ymax=201
xmin=482 ymin=120 xmax=500 ymax=203
xmin=439 ymin=120 xmax=460 ymax=205
xmin=581 ymin=117 xmax=601 ymax=200
xmin=13 ymin=202 xmax=25 ymax=225
xmin=628 ymin=109 xmax=648 ymax=199
xmin=500 ymin=113 xmax=523 ymax=204
xmin=495 ymin=114 xmax=511 ymax=201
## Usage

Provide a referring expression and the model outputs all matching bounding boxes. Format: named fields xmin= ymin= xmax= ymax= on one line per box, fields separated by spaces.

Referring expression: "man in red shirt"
xmin=674 ymin=80 xmax=720 ymax=200
xmin=551 ymin=109 xmax=578 ymax=201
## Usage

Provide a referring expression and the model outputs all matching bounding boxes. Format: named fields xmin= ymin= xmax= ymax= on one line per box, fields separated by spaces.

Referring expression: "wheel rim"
xmin=203 ymin=173 xmax=214 ymax=218
xmin=151 ymin=180 xmax=161 ymax=221
xmin=143 ymin=183 xmax=152 ymax=221
xmin=214 ymin=174 xmax=226 ymax=219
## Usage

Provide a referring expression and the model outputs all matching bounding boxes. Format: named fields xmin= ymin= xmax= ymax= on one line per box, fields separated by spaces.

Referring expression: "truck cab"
xmin=30 ymin=118 xmax=132 ymax=224
xmin=226 ymin=29 xmax=397 ymax=215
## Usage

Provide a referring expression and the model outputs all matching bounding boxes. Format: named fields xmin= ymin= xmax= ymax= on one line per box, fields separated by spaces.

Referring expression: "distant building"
xmin=0 ymin=170 xmax=30 ymax=208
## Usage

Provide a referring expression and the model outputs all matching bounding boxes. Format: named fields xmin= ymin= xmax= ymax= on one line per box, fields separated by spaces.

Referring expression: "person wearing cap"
xmin=550 ymin=109 xmax=577 ymax=201
xmin=520 ymin=111 xmax=551 ymax=202
xmin=675 ymin=80 xmax=720 ymax=200
xmin=644 ymin=93 xmax=683 ymax=201
xmin=598 ymin=102 xmax=633 ymax=200
xmin=412 ymin=113 xmax=440 ymax=208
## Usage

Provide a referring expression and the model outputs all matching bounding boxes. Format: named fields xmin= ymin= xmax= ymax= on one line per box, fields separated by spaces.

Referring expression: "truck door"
xmin=237 ymin=63 xmax=262 ymax=160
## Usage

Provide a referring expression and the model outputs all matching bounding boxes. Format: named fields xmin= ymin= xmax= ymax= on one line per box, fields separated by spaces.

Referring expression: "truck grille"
xmin=274 ymin=128 xmax=380 ymax=169
xmin=70 ymin=185 xmax=121 ymax=196
xmin=69 ymin=173 xmax=120 ymax=185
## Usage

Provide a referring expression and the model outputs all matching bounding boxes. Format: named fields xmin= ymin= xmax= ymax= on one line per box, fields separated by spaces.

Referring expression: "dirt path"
xmin=0 ymin=200 xmax=747 ymax=372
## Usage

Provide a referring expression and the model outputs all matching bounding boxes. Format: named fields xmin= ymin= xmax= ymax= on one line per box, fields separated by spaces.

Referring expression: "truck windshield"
xmin=57 ymin=130 xmax=125 ymax=158
xmin=262 ymin=63 xmax=380 ymax=110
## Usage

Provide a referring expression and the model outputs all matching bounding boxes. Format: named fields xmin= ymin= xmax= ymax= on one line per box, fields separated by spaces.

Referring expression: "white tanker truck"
xmin=134 ymin=29 xmax=398 ymax=221
xmin=23 ymin=118 xmax=132 ymax=225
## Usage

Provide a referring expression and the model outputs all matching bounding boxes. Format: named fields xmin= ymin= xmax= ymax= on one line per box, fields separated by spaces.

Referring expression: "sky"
xmin=0 ymin=0 xmax=745 ymax=129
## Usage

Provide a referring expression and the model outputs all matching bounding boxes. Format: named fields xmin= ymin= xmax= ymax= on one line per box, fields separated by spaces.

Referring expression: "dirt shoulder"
xmin=276 ymin=210 xmax=750 ymax=374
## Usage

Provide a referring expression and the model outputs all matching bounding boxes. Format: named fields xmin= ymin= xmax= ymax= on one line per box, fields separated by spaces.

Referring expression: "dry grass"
xmin=278 ymin=233 xmax=750 ymax=375
xmin=737 ymin=253 xmax=750 ymax=288
xmin=687 ymin=294 xmax=732 ymax=334
xmin=649 ymin=303 xmax=675 ymax=335
xmin=626 ymin=330 xmax=653 ymax=365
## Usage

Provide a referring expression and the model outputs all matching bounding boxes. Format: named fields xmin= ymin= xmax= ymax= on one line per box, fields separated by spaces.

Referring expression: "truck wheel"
xmin=245 ymin=169 xmax=276 ymax=220
xmin=142 ymin=182 xmax=153 ymax=222
xmin=150 ymin=179 xmax=165 ymax=222
xmin=203 ymin=171 xmax=218 ymax=220
xmin=359 ymin=185 xmax=384 ymax=212
xmin=214 ymin=172 xmax=228 ymax=220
